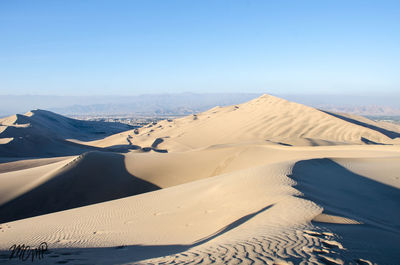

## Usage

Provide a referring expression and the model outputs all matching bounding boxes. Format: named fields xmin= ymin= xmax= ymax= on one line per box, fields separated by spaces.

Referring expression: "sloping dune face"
xmin=0 ymin=94 xmax=400 ymax=265
xmin=0 ymin=151 xmax=160 ymax=223
xmin=132 ymin=94 xmax=400 ymax=151
xmin=1 ymin=146 xmax=399 ymax=265
xmin=0 ymin=109 xmax=133 ymax=157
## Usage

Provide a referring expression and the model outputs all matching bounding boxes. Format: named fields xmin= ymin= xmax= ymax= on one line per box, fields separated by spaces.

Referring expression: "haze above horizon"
xmin=0 ymin=0 xmax=399 ymax=96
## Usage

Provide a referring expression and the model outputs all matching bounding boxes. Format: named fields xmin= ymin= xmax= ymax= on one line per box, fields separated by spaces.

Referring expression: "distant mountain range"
xmin=0 ymin=93 xmax=399 ymax=117
xmin=51 ymin=93 xmax=263 ymax=116
xmin=0 ymin=93 xmax=261 ymax=117
xmin=316 ymin=105 xmax=400 ymax=116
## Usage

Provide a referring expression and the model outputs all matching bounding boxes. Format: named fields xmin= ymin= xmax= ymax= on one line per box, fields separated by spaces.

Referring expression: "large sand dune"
xmin=0 ymin=109 xmax=133 ymax=157
xmin=0 ymin=94 xmax=399 ymax=264
xmin=131 ymin=94 xmax=400 ymax=151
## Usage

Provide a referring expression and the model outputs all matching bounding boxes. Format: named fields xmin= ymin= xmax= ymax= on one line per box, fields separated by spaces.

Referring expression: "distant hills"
xmin=1 ymin=93 xmax=399 ymax=117
xmin=314 ymin=105 xmax=400 ymax=116
xmin=0 ymin=93 xmax=262 ymax=116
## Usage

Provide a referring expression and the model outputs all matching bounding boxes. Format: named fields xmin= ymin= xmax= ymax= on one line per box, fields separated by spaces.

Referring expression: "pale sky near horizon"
xmin=0 ymin=0 xmax=399 ymax=96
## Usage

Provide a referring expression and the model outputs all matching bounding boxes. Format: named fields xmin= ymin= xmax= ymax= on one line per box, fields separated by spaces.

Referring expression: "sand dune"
xmin=0 ymin=157 xmax=75 ymax=207
xmin=0 ymin=94 xmax=399 ymax=264
xmin=0 ymin=109 xmax=133 ymax=157
xmin=0 ymin=145 xmax=399 ymax=264
xmin=0 ymin=156 xmax=69 ymax=173
xmin=131 ymin=94 xmax=400 ymax=151
xmin=0 ymin=151 xmax=160 ymax=223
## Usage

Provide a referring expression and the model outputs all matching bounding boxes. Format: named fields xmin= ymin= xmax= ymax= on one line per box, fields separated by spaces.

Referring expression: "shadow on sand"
xmin=0 ymin=152 xmax=161 ymax=223
xmin=0 ymin=205 xmax=274 ymax=264
xmin=288 ymin=158 xmax=400 ymax=264
xmin=322 ymin=110 xmax=400 ymax=139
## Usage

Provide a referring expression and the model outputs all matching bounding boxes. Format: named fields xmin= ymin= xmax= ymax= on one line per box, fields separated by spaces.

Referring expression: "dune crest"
xmin=131 ymin=94 xmax=400 ymax=151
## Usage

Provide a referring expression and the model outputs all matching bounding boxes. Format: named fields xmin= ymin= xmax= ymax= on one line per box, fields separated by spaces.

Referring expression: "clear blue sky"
xmin=0 ymin=0 xmax=399 ymax=96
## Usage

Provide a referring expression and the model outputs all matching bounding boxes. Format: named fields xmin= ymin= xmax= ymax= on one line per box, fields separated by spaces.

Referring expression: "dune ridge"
xmin=0 ymin=109 xmax=133 ymax=157
xmin=131 ymin=94 xmax=399 ymax=151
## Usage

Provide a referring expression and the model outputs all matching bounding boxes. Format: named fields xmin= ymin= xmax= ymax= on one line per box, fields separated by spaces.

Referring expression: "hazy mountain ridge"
xmin=1 ymin=93 xmax=399 ymax=117
xmin=317 ymin=105 xmax=400 ymax=116
xmin=0 ymin=93 xmax=262 ymax=116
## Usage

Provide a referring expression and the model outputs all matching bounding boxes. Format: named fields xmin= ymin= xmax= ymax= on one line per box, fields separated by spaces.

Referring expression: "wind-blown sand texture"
xmin=0 ymin=94 xmax=399 ymax=265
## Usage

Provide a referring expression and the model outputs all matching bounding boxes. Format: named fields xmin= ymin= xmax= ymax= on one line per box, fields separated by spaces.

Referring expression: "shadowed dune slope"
xmin=290 ymin=158 xmax=400 ymax=227
xmin=0 ymin=151 xmax=160 ymax=223
xmin=289 ymin=158 xmax=400 ymax=264
xmin=0 ymin=145 xmax=399 ymax=264
xmin=0 ymin=109 xmax=132 ymax=141
xmin=0 ymin=109 xmax=133 ymax=157
xmin=0 ymin=133 xmax=102 ymax=158
xmin=1 ymin=147 xmax=399 ymax=264
xmin=0 ymin=156 xmax=69 ymax=173
xmin=322 ymin=110 xmax=400 ymax=139
xmin=2 ymin=144 xmax=398 ymax=226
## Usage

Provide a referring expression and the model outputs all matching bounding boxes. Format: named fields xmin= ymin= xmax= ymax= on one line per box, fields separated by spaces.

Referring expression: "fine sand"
xmin=0 ymin=94 xmax=399 ymax=265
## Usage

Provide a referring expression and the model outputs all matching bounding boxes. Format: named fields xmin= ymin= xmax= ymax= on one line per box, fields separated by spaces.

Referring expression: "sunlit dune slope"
xmin=132 ymin=94 xmax=400 ymax=151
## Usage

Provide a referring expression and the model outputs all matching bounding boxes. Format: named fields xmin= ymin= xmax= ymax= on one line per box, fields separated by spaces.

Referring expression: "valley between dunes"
xmin=0 ymin=94 xmax=399 ymax=265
